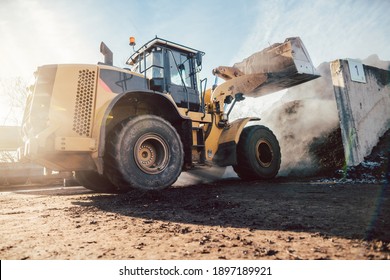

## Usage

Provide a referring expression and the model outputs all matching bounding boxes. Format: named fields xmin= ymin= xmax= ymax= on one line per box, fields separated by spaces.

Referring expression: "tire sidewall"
xmin=246 ymin=126 xmax=281 ymax=179
xmin=117 ymin=116 xmax=183 ymax=190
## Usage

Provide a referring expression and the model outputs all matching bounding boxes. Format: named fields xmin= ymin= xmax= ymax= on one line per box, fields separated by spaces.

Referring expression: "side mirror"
xmin=196 ymin=51 xmax=203 ymax=67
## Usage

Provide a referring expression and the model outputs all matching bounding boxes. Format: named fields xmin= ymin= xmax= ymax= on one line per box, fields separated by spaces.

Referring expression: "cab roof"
xmin=126 ymin=37 xmax=204 ymax=65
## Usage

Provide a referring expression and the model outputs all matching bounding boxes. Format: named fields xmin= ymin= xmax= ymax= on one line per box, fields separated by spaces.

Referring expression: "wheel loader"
xmin=18 ymin=36 xmax=319 ymax=192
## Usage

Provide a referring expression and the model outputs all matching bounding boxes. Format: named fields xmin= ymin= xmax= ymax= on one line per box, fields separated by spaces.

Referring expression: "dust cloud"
xmin=174 ymin=166 xmax=228 ymax=187
xmin=267 ymin=61 xmax=340 ymax=176
xmin=232 ymin=61 xmax=342 ymax=177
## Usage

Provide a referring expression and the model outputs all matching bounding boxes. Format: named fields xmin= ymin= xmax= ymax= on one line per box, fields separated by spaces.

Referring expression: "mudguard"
xmin=213 ymin=117 xmax=259 ymax=166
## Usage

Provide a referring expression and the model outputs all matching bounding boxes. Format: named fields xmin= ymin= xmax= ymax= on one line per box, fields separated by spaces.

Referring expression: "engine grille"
xmin=73 ymin=69 xmax=96 ymax=137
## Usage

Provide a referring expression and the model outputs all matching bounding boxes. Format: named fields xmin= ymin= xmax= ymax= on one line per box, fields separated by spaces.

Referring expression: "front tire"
xmin=105 ymin=115 xmax=184 ymax=191
xmin=233 ymin=125 xmax=281 ymax=180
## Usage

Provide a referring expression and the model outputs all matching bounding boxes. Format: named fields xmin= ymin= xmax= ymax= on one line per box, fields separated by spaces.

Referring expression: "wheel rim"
xmin=255 ymin=139 xmax=273 ymax=168
xmin=134 ymin=133 xmax=169 ymax=174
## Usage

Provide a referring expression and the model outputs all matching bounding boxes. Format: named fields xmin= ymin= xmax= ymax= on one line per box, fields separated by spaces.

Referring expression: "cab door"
xmin=166 ymin=50 xmax=200 ymax=112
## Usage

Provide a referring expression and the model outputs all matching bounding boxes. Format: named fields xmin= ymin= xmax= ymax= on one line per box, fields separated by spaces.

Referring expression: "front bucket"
xmin=232 ymin=37 xmax=320 ymax=97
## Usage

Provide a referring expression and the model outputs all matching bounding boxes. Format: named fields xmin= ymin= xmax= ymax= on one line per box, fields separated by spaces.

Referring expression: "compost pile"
xmin=308 ymin=126 xmax=345 ymax=175
xmin=332 ymin=128 xmax=390 ymax=183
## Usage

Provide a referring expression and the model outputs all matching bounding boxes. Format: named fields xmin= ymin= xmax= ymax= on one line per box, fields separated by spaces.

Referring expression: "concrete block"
xmin=330 ymin=59 xmax=390 ymax=166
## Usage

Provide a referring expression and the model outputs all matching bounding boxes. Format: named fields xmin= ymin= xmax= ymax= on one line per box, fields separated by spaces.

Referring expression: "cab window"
xmin=168 ymin=51 xmax=192 ymax=88
xmin=137 ymin=47 xmax=164 ymax=80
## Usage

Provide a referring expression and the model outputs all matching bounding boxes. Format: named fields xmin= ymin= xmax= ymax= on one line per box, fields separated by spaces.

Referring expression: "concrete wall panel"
xmin=331 ymin=59 xmax=390 ymax=166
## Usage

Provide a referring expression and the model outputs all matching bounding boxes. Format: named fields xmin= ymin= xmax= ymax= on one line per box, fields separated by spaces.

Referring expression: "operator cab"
xmin=127 ymin=37 xmax=205 ymax=112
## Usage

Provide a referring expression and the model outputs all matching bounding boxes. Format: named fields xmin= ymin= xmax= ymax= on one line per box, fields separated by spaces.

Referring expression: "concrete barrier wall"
xmin=330 ymin=59 xmax=390 ymax=166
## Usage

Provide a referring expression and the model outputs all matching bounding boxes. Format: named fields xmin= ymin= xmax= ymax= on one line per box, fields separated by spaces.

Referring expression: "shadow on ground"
xmin=72 ymin=178 xmax=390 ymax=242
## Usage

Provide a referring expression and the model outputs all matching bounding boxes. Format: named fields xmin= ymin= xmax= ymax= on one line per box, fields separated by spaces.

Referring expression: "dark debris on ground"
xmin=311 ymin=128 xmax=390 ymax=184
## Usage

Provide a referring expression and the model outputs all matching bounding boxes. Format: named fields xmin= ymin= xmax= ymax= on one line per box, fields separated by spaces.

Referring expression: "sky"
xmin=0 ymin=0 xmax=389 ymax=124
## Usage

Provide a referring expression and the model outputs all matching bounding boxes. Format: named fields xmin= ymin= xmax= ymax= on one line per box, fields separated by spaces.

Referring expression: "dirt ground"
xmin=0 ymin=175 xmax=389 ymax=260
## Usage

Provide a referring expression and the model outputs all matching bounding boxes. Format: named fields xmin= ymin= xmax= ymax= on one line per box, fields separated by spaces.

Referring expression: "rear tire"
xmin=75 ymin=170 xmax=123 ymax=193
xmin=104 ymin=115 xmax=184 ymax=191
xmin=233 ymin=125 xmax=281 ymax=180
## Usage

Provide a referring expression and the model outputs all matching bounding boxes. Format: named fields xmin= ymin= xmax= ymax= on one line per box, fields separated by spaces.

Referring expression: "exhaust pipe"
xmin=100 ymin=42 xmax=113 ymax=66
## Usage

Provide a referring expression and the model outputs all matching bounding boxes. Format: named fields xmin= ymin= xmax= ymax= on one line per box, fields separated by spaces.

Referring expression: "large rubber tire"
xmin=233 ymin=125 xmax=281 ymax=180
xmin=104 ymin=115 xmax=184 ymax=191
xmin=75 ymin=170 xmax=123 ymax=193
